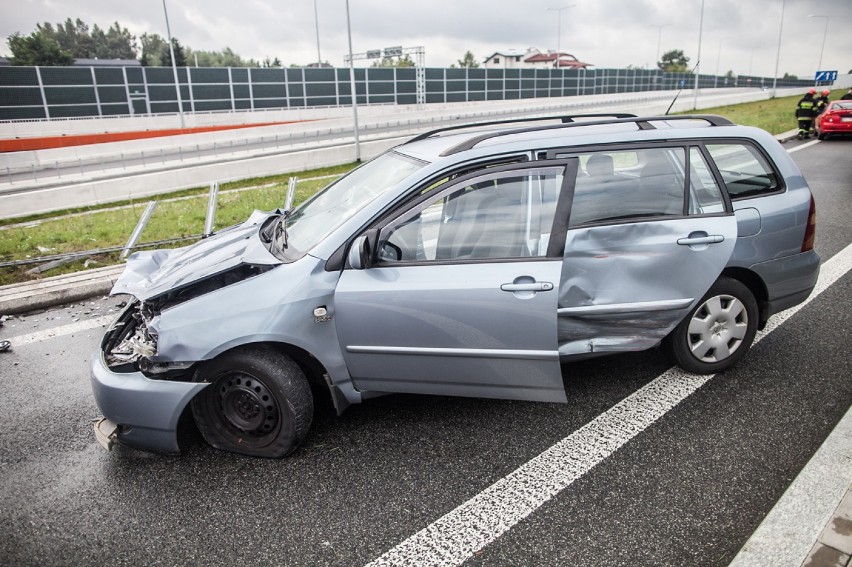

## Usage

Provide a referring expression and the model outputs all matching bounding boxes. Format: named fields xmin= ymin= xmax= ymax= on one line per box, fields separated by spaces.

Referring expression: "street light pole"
xmin=714 ymin=39 xmax=722 ymax=88
xmin=771 ymin=0 xmax=786 ymax=98
xmin=345 ymin=0 xmax=361 ymax=162
xmin=651 ymin=23 xmax=672 ymax=68
xmin=692 ymin=0 xmax=705 ymax=110
xmin=314 ymin=0 xmax=322 ymax=66
xmin=808 ymin=14 xmax=829 ymax=87
xmin=162 ymin=0 xmax=185 ymax=129
xmin=547 ymin=5 xmax=575 ymax=67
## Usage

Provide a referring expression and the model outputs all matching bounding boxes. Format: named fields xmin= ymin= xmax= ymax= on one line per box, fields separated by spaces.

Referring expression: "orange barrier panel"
xmin=0 ymin=120 xmax=312 ymax=152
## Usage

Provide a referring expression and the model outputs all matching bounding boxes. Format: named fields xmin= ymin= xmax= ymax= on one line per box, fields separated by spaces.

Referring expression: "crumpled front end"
xmin=90 ymin=349 xmax=207 ymax=454
xmin=90 ymin=210 xmax=283 ymax=453
xmin=91 ymin=299 xmax=209 ymax=453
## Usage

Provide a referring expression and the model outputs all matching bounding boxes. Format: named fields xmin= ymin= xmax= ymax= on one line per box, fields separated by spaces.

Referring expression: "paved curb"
xmin=0 ymin=264 xmax=124 ymax=315
xmin=0 ymin=129 xmax=805 ymax=316
xmin=777 ymin=128 xmax=801 ymax=142
xmin=729 ymin=405 xmax=852 ymax=567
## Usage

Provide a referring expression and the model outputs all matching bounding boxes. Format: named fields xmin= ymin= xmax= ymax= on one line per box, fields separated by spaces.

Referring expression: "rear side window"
xmin=688 ymin=148 xmax=725 ymax=215
xmin=569 ymin=147 xmax=685 ymax=226
xmin=705 ymin=143 xmax=780 ymax=199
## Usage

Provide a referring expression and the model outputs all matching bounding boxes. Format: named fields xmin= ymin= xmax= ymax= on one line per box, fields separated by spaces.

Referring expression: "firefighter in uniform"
xmin=815 ymin=89 xmax=830 ymax=115
xmin=795 ymin=89 xmax=817 ymax=139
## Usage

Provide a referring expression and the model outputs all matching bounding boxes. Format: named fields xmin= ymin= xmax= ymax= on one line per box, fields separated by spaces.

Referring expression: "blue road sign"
xmin=814 ymin=70 xmax=838 ymax=81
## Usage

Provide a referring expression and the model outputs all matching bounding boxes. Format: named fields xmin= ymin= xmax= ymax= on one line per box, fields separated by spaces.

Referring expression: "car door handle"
xmin=677 ymin=235 xmax=725 ymax=245
xmin=501 ymin=282 xmax=554 ymax=292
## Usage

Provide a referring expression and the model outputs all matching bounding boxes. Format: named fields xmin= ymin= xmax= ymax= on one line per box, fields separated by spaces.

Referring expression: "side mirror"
xmin=347 ymin=229 xmax=378 ymax=270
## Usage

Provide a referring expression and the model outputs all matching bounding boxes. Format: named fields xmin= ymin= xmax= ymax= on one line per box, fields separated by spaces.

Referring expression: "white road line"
xmin=365 ymin=242 xmax=852 ymax=567
xmin=5 ymin=315 xmax=114 ymax=347
xmin=787 ymin=139 xmax=821 ymax=153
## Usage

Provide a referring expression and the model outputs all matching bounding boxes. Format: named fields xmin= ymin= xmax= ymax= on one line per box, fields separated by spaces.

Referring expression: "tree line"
xmin=5 ymin=18 xmax=278 ymax=67
xmin=6 ymin=17 xmax=488 ymax=69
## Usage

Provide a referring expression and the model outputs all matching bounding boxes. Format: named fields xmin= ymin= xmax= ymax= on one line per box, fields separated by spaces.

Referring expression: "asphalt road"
xmin=0 ymin=136 xmax=849 ymax=566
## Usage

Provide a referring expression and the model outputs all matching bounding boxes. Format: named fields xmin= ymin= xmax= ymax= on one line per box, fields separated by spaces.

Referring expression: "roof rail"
xmin=406 ymin=113 xmax=638 ymax=144
xmin=438 ymin=114 xmax=736 ymax=156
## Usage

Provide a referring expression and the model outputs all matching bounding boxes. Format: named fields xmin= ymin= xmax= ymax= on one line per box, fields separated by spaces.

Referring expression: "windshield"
xmin=275 ymin=152 xmax=426 ymax=258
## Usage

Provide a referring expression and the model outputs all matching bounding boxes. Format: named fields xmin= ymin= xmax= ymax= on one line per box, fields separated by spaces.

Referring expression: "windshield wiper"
xmin=276 ymin=212 xmax=291 ymax=249
xmin=276 ymin=177 xmax=298 ymax=249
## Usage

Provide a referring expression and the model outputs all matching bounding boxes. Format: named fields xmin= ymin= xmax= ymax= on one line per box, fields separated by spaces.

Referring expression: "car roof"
xmin=394 ymin=114 xmax=749 ymax=163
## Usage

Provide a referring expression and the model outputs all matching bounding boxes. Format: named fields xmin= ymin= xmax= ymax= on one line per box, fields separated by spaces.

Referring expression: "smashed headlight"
xmin=102 ymin=300 xmax=158 ymax=369
xmin=102 ymin=264 xmax=272 ymax=374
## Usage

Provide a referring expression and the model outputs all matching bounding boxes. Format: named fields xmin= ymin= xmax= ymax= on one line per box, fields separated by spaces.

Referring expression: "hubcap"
xmin=217 ymin=374 xmax=279 ymax=437
xmin=686 ymin=294 xmax=748 ymax=363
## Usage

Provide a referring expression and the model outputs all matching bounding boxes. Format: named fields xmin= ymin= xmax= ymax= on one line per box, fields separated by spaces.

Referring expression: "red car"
xmin=816 ymin=101 xmax=852 ymax=140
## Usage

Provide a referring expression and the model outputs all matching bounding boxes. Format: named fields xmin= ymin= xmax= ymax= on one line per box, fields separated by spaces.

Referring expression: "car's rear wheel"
xmin=191 ymin=346 xmax=313 ymax=458
xmin=665 ymin=277 xmax=758 ymax=375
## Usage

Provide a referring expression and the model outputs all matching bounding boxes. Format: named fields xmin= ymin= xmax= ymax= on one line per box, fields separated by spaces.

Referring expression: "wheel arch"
xmin=201 ymin=340 xmax=343 ymax=414
xmin=721 ymin=267 xmax=770 ymax=330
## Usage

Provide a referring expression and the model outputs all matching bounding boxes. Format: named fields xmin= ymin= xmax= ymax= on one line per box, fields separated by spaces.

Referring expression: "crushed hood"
xmin=112 ymin=210 xmax=282 ymax=300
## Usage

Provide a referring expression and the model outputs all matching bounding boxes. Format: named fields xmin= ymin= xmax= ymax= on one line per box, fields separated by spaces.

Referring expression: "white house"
xmin=483 ymin=48 xmax=592 ymax=69
xmin=482 ymin=49 xmax=528 ymax=69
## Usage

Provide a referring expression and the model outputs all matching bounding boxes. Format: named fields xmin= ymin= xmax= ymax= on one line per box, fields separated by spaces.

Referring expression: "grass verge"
xmin=678 ymin=88 xmax=847 ymax=134
xmin=0 ymin=88 xmax=845 ymax=286
xmin=0 ymin=169 xmax=350 ymax=286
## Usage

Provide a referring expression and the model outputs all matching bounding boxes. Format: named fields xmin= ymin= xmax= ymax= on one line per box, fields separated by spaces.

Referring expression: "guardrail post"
xmin=121 ymin=201 xmax=158 ymax=259
xmin=203 ymin=182 xmax=219 ymax=237
xmin=284 ymin=177 xmax=297 ymax=211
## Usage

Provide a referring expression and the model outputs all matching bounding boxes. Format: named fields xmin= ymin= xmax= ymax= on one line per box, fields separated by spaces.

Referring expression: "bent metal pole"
xmin=162 ymin=0 xmax=185 ymax=129
xmin=345 ymin=0 xmax=361 ymax=162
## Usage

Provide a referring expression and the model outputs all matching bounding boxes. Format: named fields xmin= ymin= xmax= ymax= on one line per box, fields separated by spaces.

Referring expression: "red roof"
xmin=524 ymin=52 xmax=591 ymax=68
xmin=525 ymin=53 xmax=560 ymax=62
xmin=557 ymin=59 xmax=591 ymax=68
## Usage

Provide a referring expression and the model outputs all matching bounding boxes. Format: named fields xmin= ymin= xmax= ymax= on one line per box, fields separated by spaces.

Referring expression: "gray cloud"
xmin=1 ymin=0 xmax=849 ymax=78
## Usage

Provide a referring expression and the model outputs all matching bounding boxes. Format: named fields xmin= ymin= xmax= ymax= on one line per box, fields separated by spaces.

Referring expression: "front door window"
xmin=379 ymin=166 xmax=565 ymax=263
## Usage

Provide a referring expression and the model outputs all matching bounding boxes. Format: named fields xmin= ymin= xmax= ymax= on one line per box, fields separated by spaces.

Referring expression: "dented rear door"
xmin=557 ymin=145 xmax=737 ymax=357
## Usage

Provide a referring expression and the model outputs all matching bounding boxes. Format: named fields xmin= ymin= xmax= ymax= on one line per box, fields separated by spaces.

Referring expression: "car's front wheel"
xmin=191 ymin=346 xmax=313 ymax=458
xmin=665 ymin=277 xmax=758 ymax=375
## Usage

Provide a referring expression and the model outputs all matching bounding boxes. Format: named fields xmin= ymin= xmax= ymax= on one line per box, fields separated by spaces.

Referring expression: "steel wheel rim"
xmin=686 ymin=294 xmax=749 ymax=363
xmin=217 ymin=372 xmax=280 ymax=438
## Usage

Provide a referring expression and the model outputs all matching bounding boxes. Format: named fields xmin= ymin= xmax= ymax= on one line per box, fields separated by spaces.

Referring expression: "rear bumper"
xmin=750 ymin=250 xmax=820 ymax=319
xmin=90 ymin=351 xmax=208 ymax=454
xmin=818 ymin=121 xmax=852 ymax=133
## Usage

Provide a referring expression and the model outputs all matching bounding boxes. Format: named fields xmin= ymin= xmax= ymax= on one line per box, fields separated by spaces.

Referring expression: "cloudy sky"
xmin=2 ymin=0 xmax=850 ymax=78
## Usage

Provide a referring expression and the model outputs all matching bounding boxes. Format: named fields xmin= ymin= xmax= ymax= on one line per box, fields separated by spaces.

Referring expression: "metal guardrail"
xmin=1 ymin=178 xmax=293 ymax=271
xmin=0 ymin=101 xmax=396 ymax=126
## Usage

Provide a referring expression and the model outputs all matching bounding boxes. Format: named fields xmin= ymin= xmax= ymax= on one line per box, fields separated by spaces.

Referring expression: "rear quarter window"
xmin=705 ymin=143 xmax=781 ymax=199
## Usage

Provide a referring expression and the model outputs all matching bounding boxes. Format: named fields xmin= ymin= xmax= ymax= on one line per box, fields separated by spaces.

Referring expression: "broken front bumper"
xmin=90 ymin=350 xmax=208 ymax=454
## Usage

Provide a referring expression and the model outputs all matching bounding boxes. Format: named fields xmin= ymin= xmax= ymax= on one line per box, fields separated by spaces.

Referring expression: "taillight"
xmin=802 ymin=195 xmax=816 ymax=252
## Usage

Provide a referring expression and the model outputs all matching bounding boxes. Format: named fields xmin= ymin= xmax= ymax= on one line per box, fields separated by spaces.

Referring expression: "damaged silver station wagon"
xmin=91 ymin=114 xmax=819 ymax=458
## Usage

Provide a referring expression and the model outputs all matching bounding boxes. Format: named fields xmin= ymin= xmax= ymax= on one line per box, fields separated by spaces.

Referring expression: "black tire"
xmin=191 ymin=346 xmax=313 ymax=458
xmin=665 ymin=277 xmax=758 ymax=375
